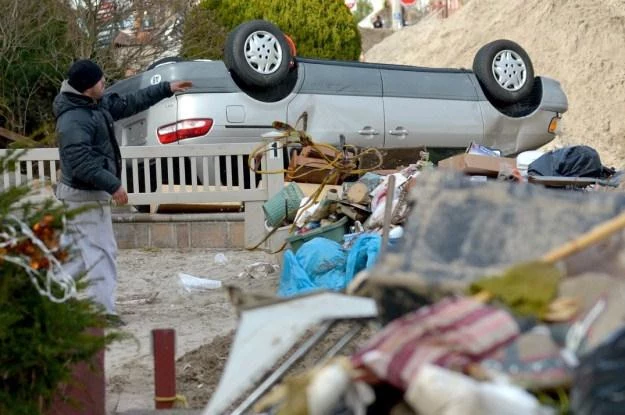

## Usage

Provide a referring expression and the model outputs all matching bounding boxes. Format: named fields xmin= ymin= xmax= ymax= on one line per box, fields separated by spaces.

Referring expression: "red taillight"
xmin=157 ymin=119 xmax=213 ymax=144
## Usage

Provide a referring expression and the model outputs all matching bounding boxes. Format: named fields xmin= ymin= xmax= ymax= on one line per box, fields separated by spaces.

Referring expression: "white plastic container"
xmin=516 ymin=150 xmax=545 ymax=177
xmin=178 ymin=273 xmax=222 ymax=293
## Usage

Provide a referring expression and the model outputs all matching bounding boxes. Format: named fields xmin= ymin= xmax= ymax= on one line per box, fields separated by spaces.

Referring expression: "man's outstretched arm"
xmin=102 ymin=81 xmax=192 ymax=121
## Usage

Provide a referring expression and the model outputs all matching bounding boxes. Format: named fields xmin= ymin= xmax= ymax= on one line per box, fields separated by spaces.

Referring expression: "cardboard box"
xmin=438 ymin=154 xmax=516 ymax=177
xmin=286 ymin=155 xmax=339 ymax=184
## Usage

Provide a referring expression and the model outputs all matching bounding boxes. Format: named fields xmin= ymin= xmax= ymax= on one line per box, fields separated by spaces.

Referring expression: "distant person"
xmin=373 ymin=15 xmax=383 ymax=29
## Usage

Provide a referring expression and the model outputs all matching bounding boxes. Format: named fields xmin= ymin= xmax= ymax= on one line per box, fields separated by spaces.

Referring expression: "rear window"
xmin=106 ymin=74 xmax=143 ymax=94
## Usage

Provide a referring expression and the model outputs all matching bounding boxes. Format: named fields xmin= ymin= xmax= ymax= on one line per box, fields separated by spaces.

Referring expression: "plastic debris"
xmin=178 ymin=272 xmax=222 ymax=293
xmin=214 ymin=253 xmax=228 ymax=265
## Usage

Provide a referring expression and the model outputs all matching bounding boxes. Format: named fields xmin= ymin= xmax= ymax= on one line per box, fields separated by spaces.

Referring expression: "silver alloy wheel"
xmin=244 ymin=30 xmax=283 ymax=75
xmin=491 ymin=49 xmax=527 ymax=91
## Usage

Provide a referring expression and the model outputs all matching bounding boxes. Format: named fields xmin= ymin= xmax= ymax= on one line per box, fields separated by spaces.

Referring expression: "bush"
xmin=353 ymin=0 xmax=374 ymax=24
xmin=182 ymin=0 xmax=361 ymax=61
xmin=0 ymin=152 xmax=122 ymax=415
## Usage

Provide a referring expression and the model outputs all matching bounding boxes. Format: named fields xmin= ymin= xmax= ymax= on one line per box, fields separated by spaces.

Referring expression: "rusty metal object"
xmin=152 ymin=329 xmax=176 ymax=409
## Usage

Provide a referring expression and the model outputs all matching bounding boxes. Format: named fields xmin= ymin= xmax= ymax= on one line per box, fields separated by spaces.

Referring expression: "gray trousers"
xmin=61 ymin=199 xmax=118 ymax=314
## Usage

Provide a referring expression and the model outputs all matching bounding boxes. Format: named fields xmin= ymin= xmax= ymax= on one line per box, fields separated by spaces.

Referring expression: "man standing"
xmin=53 ymin=59 xmax=191 ymax=325
xmin=373 ymin=15 xmax=384 ymax=28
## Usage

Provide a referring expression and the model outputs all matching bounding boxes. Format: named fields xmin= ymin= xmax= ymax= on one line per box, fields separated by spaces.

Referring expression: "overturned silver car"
xmin=107 ymin=20 xmax=567 ymax=185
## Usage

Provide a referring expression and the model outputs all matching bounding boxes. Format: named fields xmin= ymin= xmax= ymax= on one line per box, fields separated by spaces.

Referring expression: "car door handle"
xmin=358 ymin=127 xmax=380 ymax=136
xmin=389 ymin=128 xmax=409 ymax=136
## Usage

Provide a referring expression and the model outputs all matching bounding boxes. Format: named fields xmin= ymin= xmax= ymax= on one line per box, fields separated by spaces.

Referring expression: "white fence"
xmin=0 ymin=143 xmax=285 ymax=248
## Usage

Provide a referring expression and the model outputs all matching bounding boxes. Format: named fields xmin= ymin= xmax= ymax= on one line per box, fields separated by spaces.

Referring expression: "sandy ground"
xmin=106 ymin=248 xmax=280 ymax=414
xmin=366 ymin=0 xmax=625 ymax=168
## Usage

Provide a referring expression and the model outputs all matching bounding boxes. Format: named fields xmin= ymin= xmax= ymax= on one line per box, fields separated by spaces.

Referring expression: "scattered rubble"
xmin=185 ymin=133 xmax=625 ymax=414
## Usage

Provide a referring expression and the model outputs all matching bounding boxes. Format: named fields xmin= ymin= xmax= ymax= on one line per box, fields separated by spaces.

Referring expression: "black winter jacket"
xmin=53 ymin=80 xmax=173 ymax=194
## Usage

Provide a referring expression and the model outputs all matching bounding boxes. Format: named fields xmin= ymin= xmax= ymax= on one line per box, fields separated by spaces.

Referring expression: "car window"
xmin=381 ymin=70 xmax=478 ymax=101
xmin=299 ymin=62 xmax=382 ymax=97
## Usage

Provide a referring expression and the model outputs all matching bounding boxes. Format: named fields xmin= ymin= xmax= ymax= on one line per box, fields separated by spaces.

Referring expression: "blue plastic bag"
xmin=277 ymin=234 xmax=381 ymax=297
xmin=345 ymin=234 xmax=381 ymax=279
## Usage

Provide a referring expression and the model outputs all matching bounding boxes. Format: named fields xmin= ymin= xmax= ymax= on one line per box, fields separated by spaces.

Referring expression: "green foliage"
xmin=0 ymin=152 xmax=122 ymax=415
xmin=353 ymin=0 xmax=374 ymax=24
xmin=182 ymin=0 xmax=361 ymax=61
xmin=180 ymin=3 xmax=229 ymax=60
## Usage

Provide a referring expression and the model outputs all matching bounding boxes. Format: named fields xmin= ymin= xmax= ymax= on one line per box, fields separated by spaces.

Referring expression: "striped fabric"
xmin=352 ymin=297 xmax=520 ymax=390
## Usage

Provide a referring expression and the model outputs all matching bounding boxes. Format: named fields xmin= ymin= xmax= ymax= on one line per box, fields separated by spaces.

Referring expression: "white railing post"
xmin=244 ymin=142 xmax=285 ymax=250
xmin=265 ymin=142 xmax=285 ymax=198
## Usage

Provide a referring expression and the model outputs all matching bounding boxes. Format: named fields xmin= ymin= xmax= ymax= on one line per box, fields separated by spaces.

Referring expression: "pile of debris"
xmin=263 ymin=132 xmax=620 ymax=299
xmin=262 ymin=139 xmax=434 ymax=296
xmin=437 ymin=142 xmax=619 ymax=189
xmin=205 ymin=169 xmax=625 ymax=415
xmin=196 ymin=119 xmax=625 ymax=414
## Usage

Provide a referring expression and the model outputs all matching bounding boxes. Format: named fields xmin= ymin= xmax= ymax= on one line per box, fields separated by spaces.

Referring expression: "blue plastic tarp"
xmin=277 ymin=233 xmax=381 ymax=297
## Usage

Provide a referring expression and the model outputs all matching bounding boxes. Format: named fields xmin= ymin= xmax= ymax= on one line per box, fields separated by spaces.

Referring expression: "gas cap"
xmin=226 ymin=106 xmax=245 ymax=123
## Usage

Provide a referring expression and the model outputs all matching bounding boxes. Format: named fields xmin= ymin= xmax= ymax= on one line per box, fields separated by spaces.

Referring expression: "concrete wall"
xmin=113 ymin=213 xmax=246 ymax=249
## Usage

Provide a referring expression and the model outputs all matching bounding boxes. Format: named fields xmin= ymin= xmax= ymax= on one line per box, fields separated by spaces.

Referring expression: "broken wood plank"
xmin=346 ymin=182 xmax=371 ymax=205
xmin=0 ymin=127 xmax=38 ymax=146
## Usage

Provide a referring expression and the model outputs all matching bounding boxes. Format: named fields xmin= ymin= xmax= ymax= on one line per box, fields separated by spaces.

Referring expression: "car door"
xmin=173 ymin=61 xmax=291 ymax=145
xmin=381 ymin=68 xmax=483 ymax=149
xmin=287 ymin=60 xmax=384 ymax=148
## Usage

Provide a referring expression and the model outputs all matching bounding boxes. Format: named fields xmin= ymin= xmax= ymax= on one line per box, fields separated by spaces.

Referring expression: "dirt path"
xmin=106 ymin=248 xmax=280 ymax=414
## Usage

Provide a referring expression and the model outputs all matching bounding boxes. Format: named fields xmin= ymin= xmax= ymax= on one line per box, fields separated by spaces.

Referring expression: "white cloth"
xmin=405 ymin=364 xmax=554 ymax=415
xmin=57 ymin=184 xmax=118 ymax=314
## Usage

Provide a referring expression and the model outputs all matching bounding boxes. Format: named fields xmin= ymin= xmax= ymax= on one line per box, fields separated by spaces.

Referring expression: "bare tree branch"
xmin=0 ymin=0 xmax=189 ymax=140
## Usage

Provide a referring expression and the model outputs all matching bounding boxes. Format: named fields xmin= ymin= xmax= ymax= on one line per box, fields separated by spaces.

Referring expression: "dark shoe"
xmin=105 ymin=314 xmax=127 ymax=327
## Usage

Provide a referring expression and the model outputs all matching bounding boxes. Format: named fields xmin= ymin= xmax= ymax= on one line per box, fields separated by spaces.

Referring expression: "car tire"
xmin=224 ymin=20 xmax=292 ymax=88
xmin=147 ymin=56 xmax=183 ymax=71
xmin=473 ymin=39 xmax=534 ymax=104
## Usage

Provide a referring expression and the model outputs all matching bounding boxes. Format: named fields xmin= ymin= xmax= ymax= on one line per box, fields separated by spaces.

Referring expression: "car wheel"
xmin=473 ymin=39 xmax=534 ymax=104
xmin=147 ymin=56 xmax=183 ymax=71
xmin=224 ymin=20 xmax=292 ymax=88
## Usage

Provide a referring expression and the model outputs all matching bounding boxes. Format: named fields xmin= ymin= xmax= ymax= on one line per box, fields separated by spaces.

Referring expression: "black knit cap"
xmin=67 ymin=59 xmax=104 ymax=93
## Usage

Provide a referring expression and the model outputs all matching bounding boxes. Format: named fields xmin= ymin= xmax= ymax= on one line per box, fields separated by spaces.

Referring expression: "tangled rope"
xmin=246 ymin=119 xmax=384 ymax=251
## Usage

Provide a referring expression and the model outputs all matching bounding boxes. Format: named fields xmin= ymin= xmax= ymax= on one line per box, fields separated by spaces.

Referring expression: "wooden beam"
xmin=0 ymin=127 xmax=38 ymax=146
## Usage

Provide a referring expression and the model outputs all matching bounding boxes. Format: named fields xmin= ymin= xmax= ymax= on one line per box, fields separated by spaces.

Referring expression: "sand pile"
xmin=365 ymin=0 xmax=625 ymax=167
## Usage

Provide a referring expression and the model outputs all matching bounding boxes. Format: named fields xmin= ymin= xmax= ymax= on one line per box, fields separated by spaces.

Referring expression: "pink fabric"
xmin=352 ymin=297 xmax=519 ymax=390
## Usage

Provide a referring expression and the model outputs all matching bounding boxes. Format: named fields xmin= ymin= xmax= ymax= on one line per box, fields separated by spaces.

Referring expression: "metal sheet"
xmin=203 ymin=292 xmax=377 ymax=415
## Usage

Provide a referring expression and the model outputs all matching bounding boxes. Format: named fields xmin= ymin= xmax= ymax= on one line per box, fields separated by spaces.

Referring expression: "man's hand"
xmin=112 ymin=186 xmax=128 ymax=205
xmin=170 ymin=81 xmax=193 ymax=93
